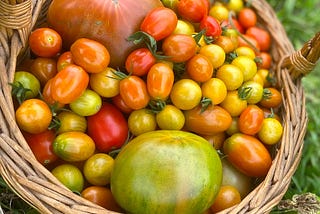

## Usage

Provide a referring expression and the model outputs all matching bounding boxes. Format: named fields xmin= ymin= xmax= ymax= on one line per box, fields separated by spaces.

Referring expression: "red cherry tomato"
xmin=238 ymin=7 xmax=257 ymax=29
xmin=199 ymin=16 xmax=222 ymax=38
xmin=125 ymin=48 xmax=156 ymax=76
xmin=246 ymin=26 xmax=271 ymax=51
xmin=177 ymin=0 xmax=207 ymax=23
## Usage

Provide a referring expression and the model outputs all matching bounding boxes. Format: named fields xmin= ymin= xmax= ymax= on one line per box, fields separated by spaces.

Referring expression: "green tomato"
xmin=69 ymin=89 xmax=102 ymax=116
xmin=156 ymin=104 xmax=185 ymax=130
xmin=13 ymin=71 xmax=40 ymax=102
xmin=128 ymin=108 xmax=157 ymax=136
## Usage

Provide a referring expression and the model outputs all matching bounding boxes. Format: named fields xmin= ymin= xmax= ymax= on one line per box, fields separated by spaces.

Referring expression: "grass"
xmin=1 ymin=0 xmax=320 ymax=213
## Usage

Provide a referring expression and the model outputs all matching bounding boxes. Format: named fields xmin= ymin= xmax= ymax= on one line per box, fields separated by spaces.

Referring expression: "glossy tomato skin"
xmin=223 ymin=133 xmax=272 ymax=177
xmin=140 ymin=6 xmax=178 ymax=41
xmin=238 ymin=7 xmax=257 ymax=29
xmin=111 ymin=94 xmax=133 ymax=114
xmin=177 ymin=0 xmax=207 ymax=23
xmin=238 ymin=105 xmax=264 ymax=135
xmin=199 ymin=16 xmax=222 ymax=38
xmin=87 ymin=102 xmax=128 ymax=153
xmin=90 ymin=67 xmax=120 ymax=98
xmin=57 ymin=51 xmax=74 ymax=71
xmin=24 ymin=130 xmax=58 ymax=165
xmin=186 ymin=54 xmax=213 ymax=83
xmin=125 ymin=48 xmax=156 ymax=76
xmin=13 ymin=71 xmax=41 ymax=100
xmin=51 ymin=64 xmax=89 ymax=104
xmin=128 ymin=109 xmax=157 ymax=136
xmin=30 ymin=57 xmax=57 ymax=86
xmin=210 ymin=185 xmax=241 ymax=213
xmin=56 ymin=111 xmax=87 ymax=134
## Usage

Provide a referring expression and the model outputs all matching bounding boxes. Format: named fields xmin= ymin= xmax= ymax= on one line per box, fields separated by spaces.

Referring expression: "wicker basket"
xmin=0 ymin=0 xmax=319 ymax=213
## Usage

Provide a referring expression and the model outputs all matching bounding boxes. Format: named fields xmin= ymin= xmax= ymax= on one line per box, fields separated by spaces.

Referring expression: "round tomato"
xmin=186 ymin=54 xmax=213 ymax=83
xmin=156 ymin=104 xmax=185 ymax=130
xmin=177 ymin=0 xmax=207 ymax=23
xmin=128 ymin=108 xmax=157 ymax=136
xmin=13 ymin=71 xmax=41 ymax=102
xmin=223 ymin=133 xmax=272 ymax=177
xmin=125 ymin=48 xmax=156 ymax=76
xmin=257 ymin=51 xmax=272 ymax=69
xmin=87 ymin=102 xmax=128 ymax=153
xmin=214 ymin=35 xmax=236 ymax=53
xmin=237 ymin=34 xmax=260 ymax=53
xmin=15 ymin=99 xmax=52 ymax=134
xmin=210 ymin=185 xmax=241 ymax=213
xmin=70 ymin=38 xmax=110 ymax=73
xmin=238 ymin=7 xmax=257 ymax=29
xmin=258 ymin=117 xmax=283 ymax=145
xmin=231 ymin=56 xmax=257 ymax=82
xmin=83 ymin=153 xmax=115 ymax=186
xmin=238 ymin=105 xmax=264 ymax=135
xmin=199 ymin=15 xmax=222 ymax=38
xmin=234 ymin=46 xmax=256 ymax=60
xmin=57 ymin=51 xmax=74 ymax=71
xmin=257 ymin=68 xmax=273 ymax=88
xmin=51 ymin=64 xmax=89 ymax=104
xmin=170 ymin=79 xmax=202 ymax=110
xmin=140 ymin=7 xmax=178 ymax=41
xmin=216 ymin=64 xmax=244 ymax=91
xmin=201 ymin=78 xmax=227 ymax=105
xmin=24 ymin=129 xmax=58 ymax=165
xmin=259 ymin=87 xmax=282 ymax=108
xmin=239 ymin=80 xmax=264 ymax=104
xmin=28 ymin=27 xmax=62 ymax=57
xmin=199 ymin=44 xmax=226 ymax=69
xmin=226 ymin=0 xmax=243 ymax=12
xmin=172 ymin=19 xmax=195 ymax=35
xmin=220 ymin=90 xmax=247 ymax=117
xmin=90 ymin=67 xmax=120 ymax=98
xmin=56 ymin=111 xmax=87 ymax=134
xmin=246 ymin=26 xmax=271 ymax=51
xmin=69 ymin=89 xmax=102 ymax=116
xmin=30 ymin=57 xmax=57 ymax=86
xmin=209 ymin=4 xmax=229 ymax=23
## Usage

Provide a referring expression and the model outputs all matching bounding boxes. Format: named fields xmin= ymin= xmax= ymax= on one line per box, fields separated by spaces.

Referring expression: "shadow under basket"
xmin=0 ymin=0 xmax=320 ymax=213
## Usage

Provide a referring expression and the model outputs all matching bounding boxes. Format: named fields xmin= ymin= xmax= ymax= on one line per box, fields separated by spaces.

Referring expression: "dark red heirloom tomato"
xmin=87 ymin=102 xmax=129 ymax=153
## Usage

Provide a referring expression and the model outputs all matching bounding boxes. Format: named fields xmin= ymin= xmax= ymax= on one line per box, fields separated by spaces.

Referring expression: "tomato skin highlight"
xmin=238 ymin=105 xmax=264 ymax=135
xmin=199 ymin=15 xmax=222 ymax=38
xmin=125 ymin=48 xmax=156 ymax=76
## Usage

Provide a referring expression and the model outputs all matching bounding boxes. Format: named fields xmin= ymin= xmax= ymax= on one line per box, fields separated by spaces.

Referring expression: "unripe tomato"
xmin=13 ymin=71 xmax=41 ymax=100
xmin=56 ymin=111 xmax=87 ymax=134
xmin=69 ymin=89 xmax=102 ymax=116
xmin=128 ymin=109 xmax=157 ymax=136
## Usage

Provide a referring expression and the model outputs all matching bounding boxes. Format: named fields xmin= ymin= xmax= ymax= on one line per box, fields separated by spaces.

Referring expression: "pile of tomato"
xmin=12 ymin=0 xmax=284 ymax=213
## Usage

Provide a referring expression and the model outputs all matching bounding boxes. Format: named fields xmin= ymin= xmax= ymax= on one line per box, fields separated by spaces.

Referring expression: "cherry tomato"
xmin=83 ymin=153 xmax=114 ymax=186
xmin=231 ymin=56 xmax=257 ymax=82
xmin=234 ymin=46 xmax=256 ymax=60
xmin=56 ymin=111 xmax=87 ymax=134
xmin=209 ymin=4 xmax=229 ymax=23
xmin=220 ymin=90 xmax=247 ymax=117
xmin=172 ymin=19 xmax=195 ymax=35
xmin=261 ymin=107 xmax=281 ymax=122
xmin=214 ymin=35 xmax=236 ymax=53
xmin=13 ymin=71 xmax=41 ymax=101
xmin=87 ymin=102 xmax=128 ymax=153
xmin=257 ymin=51 xmax=272 ymax=69
xmin=257 ymin=68 xmax=273 ymax=88
xmin=246 ymin=26 xmax=271 ymax=51
xmin=239 ymin=80 xmax=264 ymax=104
xmin=170 ymin=79 xmax=202 ymax=110
xmin=111 ymin=94 xmax=133 ymax=114
xmin=28 ymin=27 xmax=62 ymax=57
xmin=161 ymin=0 xmax=179 ymax=13
xmin=156 ymin=104 xmax=185 ymax=130
xmin=238 ymin=104 xmax=264 ymax=135
xmin=259 ymin=87 xmax=282 ymax=108
xmin=24 ymin=130 xmax=58 ymax=165
xmin=199 ymin=15 xmax=222 ymax=38
xmin=128 ymin=109 xmax=157 ymax=136
xmin=140 ymin=7 xmax=178 ymax=41
xmin=30 ymin=57 xmax=57 ymax=86
xmin=90 ymin=67 xmax=120 ymax=98
xmin=184 ymin=105 xmax=232 ymax=135
xmin=221 ymin=18 xmax=244 ymax=34
xmin=226 ymin=117 xmax=240 ymax=136
xmin=237 ymin=34 xmax=260 ymax=53
xmin=199 ymin=44 xmax=226 ymax=69
xmin=238 ymin=7 xmax=257 ymax=29
xmin=223 ymin=133 xmax=272 ymax=177
xmin=57 ymin=51 xmax=74 ymax=71
xmin=210 ymin=185 xmax=241 ymax=213
xmin=147 ymin=62 xmax=174 ymax=100
xmin=216 ymin=64 xmax=243 ymax=91
xmin=258 ymin=117 xmax=283 ymax=145
xmin=177 ymin=0 xmax=207 ymax=23
xmin=41 ymin=78 xmax=64 ymax=108
xmin=69 ymin=89 xmax=102 ymax=116
xmin=125 ymin=48 xmax=156 ymax=76
xmin=250 ymin=73 xmax=264 ymax=86
xmin=162 ymin=34 xmax=197 ymax=63
xmin=201 ymin=78 xmax=227 ymax=105
xmin=186 ymin=54 xmax=213 ymax=83
xmin=226 ymin=0 xmax=243 ymax=12
xmin=51 ymin=64 xmax=89 ymax=104
xmin=15 ymin=99 xmax=52 ymax=134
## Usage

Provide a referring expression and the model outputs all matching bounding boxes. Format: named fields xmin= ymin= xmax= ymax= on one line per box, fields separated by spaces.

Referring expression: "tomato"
xmin=128 ymin=109 xmax=157 ymax=136
xmin=199 ymin=44 xmax=226 ymax=69
xmin=238 ymin=7 xmax=257 ymax=29
xmin=81 ymin=186 xmax=124 ymax=212
xmin=111 ymin=94 xmax=133 ymax=114
xmin=259 ymin=87 xmax=282 ymax=108
xmin=186 ymin=54 xmax=213 ymax=83
xmin=250 ymin=73 xmax=264 ymax=86
xmin=177 ymin=0 xmax=207 ymax=23
xmin=226 ymin=117 xmax=240 ymax=136
xmin=162 ymin=34 xmax=197 ymax=63
xmin=47 ymin=0 xmax=163 ymax=68
xmin=53 ymin=131 xmax=95 ymax=162
xmin=172 ymin=19 xmax=195 ymax=35
xmin=239 ymin=80 xmax=264 ymax=104
xmin=258 ymin=117 xmax=283 ymax=145
xmin=234 ymin=46 xmax=256 ymax=60
xmin=28 ymin=27 xmax=62 ymax=57
xmin=41 ymin=78 xmax=64 ymax=108
xmin=30 ymin=57 xmax=57 ymax=86
xmin=119 ymin=75 xmax=150 ymax=110
xmin=140 ymin=7 xmax=178 ymax=41
xmin=220 ymin=90 xmax=247 ymax=117
xmin=170 ymin=79 xmax=202 ymax=110
xmin=87 ymin=102 xmax=128 ymax=153
xmin=201 ymin=132 xmax=226 ymax=150
xmin=246 ymin=26 xmax=271 ymax=51
xmin=221 ymin=18 xmax=244 ymax=34
xmin=257 ymin=51 xmax=272 ymax=69
xmin=201 ymin=78 xmax=227 ymax=105
xmin=209 ymin=4 xmax=229 ymax=23
xmin=24 ymin=130 xmax=58 ymax=165
xmin=237 ymin=34 xmax=260 ymax=53
xmin=199 ymin=16 xmax=222 ymax=38
xmin=56 ymin=111 xmax=87 ymax=134
xmin=69 ymin=89 xmax=102 ymax=116
xmin=57 ymin=51 xmax=74 ymax=71
xmin=51 ymin=164 xmax=84 ymax=193
xmin=238 ymin=105 xmax=264 ymax=135
xmin=125 ymin=48 xmax=156 ymax=76
xmin=261 ymin=107 xmax=281 ymax=122
xmin=111 ymin=130 xmax=222 ymax=214
xmin=51 ymin=64 xmax=89 ymax=104
xmin=226 ymin=0 xmax=243 ymax=12
xmin=15 ymin=99 xmax=52 ymax=134
xmin=13 ymin=71 xmax=41 ymax=102
xmin=147 ymin=62 xmax=174 ymax=100
xmin=223 ymin=133 xmax=272 ymax=177
xmin=214 ymin=35 xmax=236 ymax=53
xmin=210 ymin=185 xmax=241 ymax=213
xmin=257 ymin=68 xmax=273 ymax=88
xmin=161 ymin=0 xmax=179 ymax=13
xmin=156 ymin=104 xmax=185 ymax=130
xmin=184 ymin=105 xmax=232 ymax=135
xmin=231 ymin=56 xmax=257 ymax=82
xmin=70 ymin=38 xmax=110 ymax=73
xmin=83 ymin=153 xmax=114 ymax=186
xmin=216 ymin=64 xmax=244 ymax=91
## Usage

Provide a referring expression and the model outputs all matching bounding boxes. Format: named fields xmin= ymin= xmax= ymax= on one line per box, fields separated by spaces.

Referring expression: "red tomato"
xmin=238 ymin=34 xmax=260 ymax=53
xmin=24 ymin=130 xmax=58 ymax=165
xmin=70 ymin=38 xmax=110 ymax=73
xmin=28 ymin=27 xmax=62 ymax=57
xmin=246 ymin=26 xmax=271 ymax=51
xmin=162 ymin=34 xmax=197 ymax=63
xmin=51 ymin=64 xmax=89 ymax=104
xmin=111 ymin=94 xmax=133 ymax=114
xmin=57 ymin=51 xmax=74 ymax=71
xmin=238 ymin=104 xmax=264 ymax=135
xmin=223 ymin=133 xmax=272 ymax=177
xmin=30 ymin=57 xmax=57 ymax=86
xmin=238 ymin=7 xmax=257 ymax=29
xmin=177 ymin=0 xmax=207 ymax=23
xmin=87 ymin=102 xmax=129 ymax=153
xmin=125 ymin=48 xmax=156 ymax=76
xmin=199 ymin=16 xmax=222 ymax=38
xmin=257 ymin=51 xmax=272 ymax=69
xmin=140 ymin=7 xmax=178 ymax=41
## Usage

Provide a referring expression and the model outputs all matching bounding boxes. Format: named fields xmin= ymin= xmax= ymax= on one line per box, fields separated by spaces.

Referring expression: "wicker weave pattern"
xmin=0 ymin=0 xmax=319 ymax=213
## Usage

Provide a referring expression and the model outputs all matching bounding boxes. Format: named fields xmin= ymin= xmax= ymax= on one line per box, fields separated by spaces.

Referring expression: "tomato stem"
xmin=148 ymin=99 xmax=167 ymax=113
xmin=238 ymin=86 xmax=252 ymax=100
xmin=200 ymin=97 xmax=212 ymax=113
xmin=9 ymin=82 xmax=32 ymax=104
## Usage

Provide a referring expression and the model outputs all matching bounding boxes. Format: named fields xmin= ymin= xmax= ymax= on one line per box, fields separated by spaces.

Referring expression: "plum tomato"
xmin=69 ymin=89 xmax=102 ymax=116
xmin=238 ymin=105 xmax=264 ymax=135
xmin=199 ymin=15 xmax=222 ymax=38
xmin=57 ymin=51 xmax=74 ymax=71
xmin=177 ymin=0 xmax=207 ymax=23
xmin=56 ymin=111 xmax=87 ymax=134
xmin=30 ymin=57 xmax=57 ymax=86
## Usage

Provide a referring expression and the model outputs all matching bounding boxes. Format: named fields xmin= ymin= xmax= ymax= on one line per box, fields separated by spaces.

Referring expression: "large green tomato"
xmin=111 ymin=130 xmax=222 ymax=214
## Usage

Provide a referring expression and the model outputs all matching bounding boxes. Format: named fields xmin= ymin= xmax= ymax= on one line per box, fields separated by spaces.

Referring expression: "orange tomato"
xmin=210 ymin=185 xmax=241 ymax=213
xmin=186 ymin=54 xmax=213 ymax=83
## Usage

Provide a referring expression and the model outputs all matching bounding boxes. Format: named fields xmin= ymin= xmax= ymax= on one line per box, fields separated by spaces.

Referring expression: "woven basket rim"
xmin=0 ymin=0 xmax=319 ymax=213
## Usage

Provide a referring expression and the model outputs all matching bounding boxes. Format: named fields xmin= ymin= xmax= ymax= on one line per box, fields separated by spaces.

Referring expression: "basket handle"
xmin=281 ymin=32 xmax=320 ymax=78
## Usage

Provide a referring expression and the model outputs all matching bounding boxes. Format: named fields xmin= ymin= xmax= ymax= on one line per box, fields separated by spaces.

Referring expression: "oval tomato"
xmin=186 ymin=54 xmax=213 ymax=83
xmin=125 ymin=48 xmax=156 ymax=76
xmin=259 ymin=87 xmax=282 ymax=108
xmin=42 ymin=78 xmax=64 ymax=108
xmin=87 ymin=102 xmax=128 ymax=153
xmin=246 ymin=26 xmax=271 ymax=51
xmin=56 ymin=111 xmax=87 ymax=134
xmin=69 ymin=89 xmax=102 ymax=116
xmin=30 ymin=57 xmax=57 ymax=86
xmin=238 ymin=105 xmax=264 ymax=135
xmin=201 ymin=132 xmax=226 ymax=150
xmin=210 ymin=185 xmax=241 ymax=213
xmin=90 ymin=67 xmax=120 ymax=98
xmin=199 ymin=15 xmax=222 ymax=38
xmin=111 ymin=94 xmax=133 ymax=114
xmin=111 ymin=130 xmax=222 ymax=214
xmin=223 ymin=133 xmax=272 ymax=177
